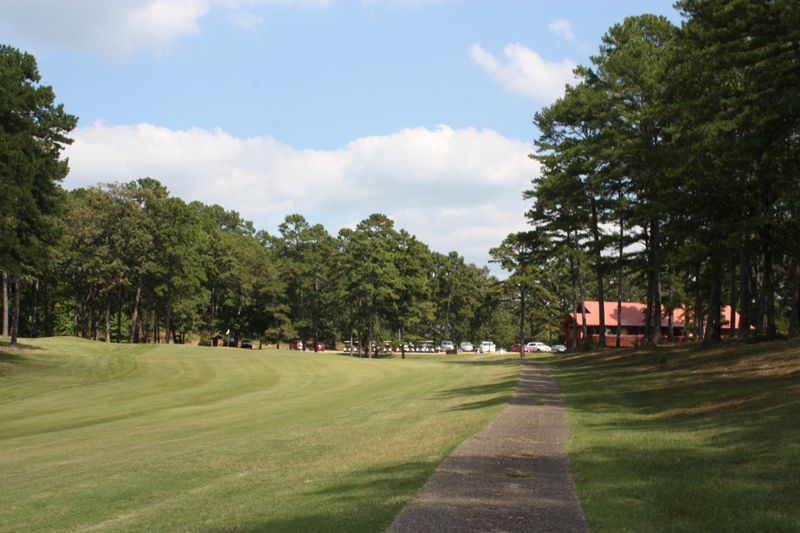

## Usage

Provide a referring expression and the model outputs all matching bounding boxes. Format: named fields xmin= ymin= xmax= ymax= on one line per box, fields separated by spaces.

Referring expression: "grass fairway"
xmin=0 ymin=337 xmax=519 ymax=532
xmin=545 ymin=339 xmax=800 ymax=533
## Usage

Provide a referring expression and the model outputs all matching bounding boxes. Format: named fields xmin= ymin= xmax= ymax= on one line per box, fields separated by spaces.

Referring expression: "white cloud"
xmin=470 ymin=42 xmax=577 ymax=104
xmin=0 ymin=0 xmax=330 ymax=58
xmin=548 ymin=19 xmax=574 ymax=42
xmin=64 ymin=122 xmax=538 ymax=268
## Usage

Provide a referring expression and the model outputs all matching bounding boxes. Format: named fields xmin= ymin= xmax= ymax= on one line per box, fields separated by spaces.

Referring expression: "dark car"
xmin=240 ymin=339 xmax=253 ymax=349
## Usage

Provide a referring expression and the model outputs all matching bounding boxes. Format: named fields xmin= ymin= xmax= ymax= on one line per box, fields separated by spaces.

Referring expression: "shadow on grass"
xmin=242 ymin=461 xmax=438 ymax=532
xmin=572 ymin=438 xmax=800 ymax=532
xmin=443 ymin=357 xmax=522 ymax=367
xmin=0 ymin=339 xmax=43 ymax=352
xmin=434 ymin=379 xmax=518 ymax=398
xmin=435 ymin=360 xmax=566 ymax=411
xmin=445 ymin=395 xmax=514 ymax=411
xmin=0 ymin=351 xmax=26 ymax=364
xmin=547 ymin=338 xmax=800 ymax=531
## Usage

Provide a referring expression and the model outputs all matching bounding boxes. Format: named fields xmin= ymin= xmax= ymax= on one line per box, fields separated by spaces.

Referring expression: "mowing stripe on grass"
xmin=1 ymin=337 xmax=520 ymax=532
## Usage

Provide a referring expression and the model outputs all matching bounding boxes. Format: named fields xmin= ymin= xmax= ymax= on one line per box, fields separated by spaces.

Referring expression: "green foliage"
xmin=0 ymin=45 xmax=76 ymax=275
xmin=523 ymin=3 xmax=800 ymax=343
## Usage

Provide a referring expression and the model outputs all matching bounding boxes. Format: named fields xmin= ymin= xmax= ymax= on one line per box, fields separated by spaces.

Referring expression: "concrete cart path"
xmin=388 ymin=359 xmax=588 ymax=533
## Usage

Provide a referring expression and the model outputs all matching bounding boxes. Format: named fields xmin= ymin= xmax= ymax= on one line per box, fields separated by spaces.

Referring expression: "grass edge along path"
xmin=0 ymin=336 xmax=520 ymax=532
xmin=543 ymin=340 xmax=800 ymax=533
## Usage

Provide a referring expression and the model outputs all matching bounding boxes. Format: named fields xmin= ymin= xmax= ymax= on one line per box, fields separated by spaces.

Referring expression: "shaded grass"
xmin=543 ymin=339 xmax=800 ymax=533
xmin=1 ymin=337 xmax=519 ymax=532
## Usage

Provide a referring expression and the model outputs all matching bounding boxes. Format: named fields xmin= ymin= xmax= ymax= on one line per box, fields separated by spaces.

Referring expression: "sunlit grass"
xmin=1 ymin=337 xmax=519 ymax=531
xmin=544 ymin=339 xmax=800 ymax=532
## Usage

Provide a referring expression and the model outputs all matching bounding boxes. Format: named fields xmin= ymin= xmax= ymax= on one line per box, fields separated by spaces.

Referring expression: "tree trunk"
xmin=616 ymin=213 xmax=624 ymax=348
xmin=668 ymin=307 xmax=675 ymax=342
xmin=648 ymin=220 xmax=662 ymax=346
xmin=29 ymin=278 xmax=39 ymax=338
xmin=367 ymin=308 xmax=374 ymax=359
xmin=693 ymin=266 xmax=703 ymax=341
xmin=590 ymin=198 xmax=606 ymax=348
xmin=729 ymin=256 xmax=737 ymax=337
xmin=667 ymin=284 xmax=674 ymax=342
xmin=43 ymin=277 xmax=55 ymax=337
xmin=443 ymin=283 xmax=453 ymax=341
xmin=80 ymin=291 xmax=90 ymax=339
xmin=141 ymin=311 xmax=149 ymax=343
xmin=519 ymin=280 xmax=526 ymax=359
xmin=117 ymin=295 xmax=122 ymax=343
xmin=575 ymin=233 xmax=588 ymax=344
xmin=91 ymin=302 xmax=98 ymax=341
xmin=210 ymin=286 xmax=217 ymax=334
xmin=763 ymin=236 xmax=776 ymax=337
xmin=704 ymin=261 xmax=722 ymax=346
xmin=10 ymin=275 xmax=21 ymax=347
xmin=754 ymin=253 xmax=766 ymax=333
xmin=790 ymin=260 xmax=800 ymax=337
xmin=790 ymin=210 xmax=800 ymax=337
xmin=645 ymin=267 xmax=654 ymax=344
xmin=73 ymin=299 xmax=80 ymax=338
xmin=164 ymin=306 xmax=172 ymax=344
xmin=130 ymin=283 xmax=142 ymax=343
xmin=2 ymin=270 xmax=9 ymax=337
xmin=739 ymin=247 xmax=751 ymax=339
xmin=104 ymin=302 xmax=111 ymax=343
xmin=567 ymin=240 xmax=580 ymax=349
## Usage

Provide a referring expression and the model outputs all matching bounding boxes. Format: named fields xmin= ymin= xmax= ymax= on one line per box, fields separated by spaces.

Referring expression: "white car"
xmin=477 ymin=341 xmax=496 ymax=353
xmin=441 ymin=340 xmax=455 ymax=351
xmin=525 ymin=341 xmax=551 ymax=352
xmin=460 ymin=341 xmax=474 ymax=352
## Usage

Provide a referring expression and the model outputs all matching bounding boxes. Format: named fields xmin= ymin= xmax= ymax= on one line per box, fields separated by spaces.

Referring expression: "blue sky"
xmin=1 ymin=0 xmax=680 ymax=272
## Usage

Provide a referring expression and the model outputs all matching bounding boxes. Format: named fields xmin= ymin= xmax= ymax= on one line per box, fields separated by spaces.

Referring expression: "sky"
xmin=1 ymin=0 xmax=681 ymax=273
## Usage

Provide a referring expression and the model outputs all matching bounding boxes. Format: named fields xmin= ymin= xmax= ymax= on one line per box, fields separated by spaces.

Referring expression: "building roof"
xmin=567 ymin=301 xmax=683 ymax=328
xmin=566 ymin=301 xmax=744 ymax=329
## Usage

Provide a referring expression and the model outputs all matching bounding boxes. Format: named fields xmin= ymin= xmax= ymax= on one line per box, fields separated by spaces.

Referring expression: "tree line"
xmin=512 ymin=0 xmax=800 ymax=348
xmin=3 ymin=173 xmax=538 ymax=352
xmin=0 ymin=46 xmax=568 ymax=354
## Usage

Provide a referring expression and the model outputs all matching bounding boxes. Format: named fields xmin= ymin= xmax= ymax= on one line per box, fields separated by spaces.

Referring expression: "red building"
xmin=562 ymin=301 xmax=744 ymax=347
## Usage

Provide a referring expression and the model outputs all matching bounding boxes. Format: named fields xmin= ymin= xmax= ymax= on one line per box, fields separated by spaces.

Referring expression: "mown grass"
xmin=543 ymin=339 xmax=800 ymax=533
xmin=0 ymin=337 xmax=520 ymax=532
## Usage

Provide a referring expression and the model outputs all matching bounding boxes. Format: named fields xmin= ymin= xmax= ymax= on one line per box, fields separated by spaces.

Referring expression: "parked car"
xmin=525 ymin=341 xmax=551 ymax=352
xmin=414 ymin=340 xmax=438 ymax=353
xmin=441 ymin=340 xmax=455 ymax=352
xmin=477 ymin=341 xmax=496 ymax=354
xmin=343 ymin=340 xmax=359 ymax=353
xmin=551 ymin=344 xmax=567 ymax=353
xmin=309 ymin=342 xmax=326 ymax=351
xmin=240 ymin=339 xmax=253 ymax=349
xmin=290 ymin=340 xmax=304 ymax=350
xmin=510 ymin=342 xmax=534 ymax=353
xmin=460 ymin=341 xmax=474 ymax=352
